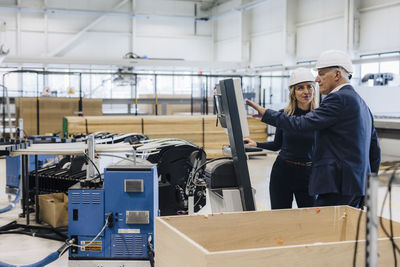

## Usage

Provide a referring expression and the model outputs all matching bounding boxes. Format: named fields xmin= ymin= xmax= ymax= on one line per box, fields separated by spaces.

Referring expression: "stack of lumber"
xmin=63 ymin=115 xmax=267 ymax=158
xmin=64 ymin=116 xmax=142 ymax=135
xmin=15 ymin=97 xmax=102 ymax=136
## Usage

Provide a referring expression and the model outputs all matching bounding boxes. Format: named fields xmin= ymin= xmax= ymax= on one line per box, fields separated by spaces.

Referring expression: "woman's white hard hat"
xmin=314 ymin=50 xmax=353 ymax=73
xmin=289 ymin=68 xmax=315 ymax=87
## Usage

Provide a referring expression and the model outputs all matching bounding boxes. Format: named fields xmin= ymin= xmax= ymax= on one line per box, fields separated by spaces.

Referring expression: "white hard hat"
xmin=315 ymin=50 xmax=353 ymax=73
xmin=289 ymin=68 xmax=315 ymax=87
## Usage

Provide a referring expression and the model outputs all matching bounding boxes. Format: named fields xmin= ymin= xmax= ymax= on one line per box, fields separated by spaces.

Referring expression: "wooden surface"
xmin=156 ymin=217 xmax=208 ymax=267
xmin=155 ymin=206 xmax=400 ymax=266
xmin=204 ymin=238 xmax=400 ymax=267
xmin=64 ymin=115 xmax=268 ymax=158
xmin=15 ymin=97 xmax=102 ymax=136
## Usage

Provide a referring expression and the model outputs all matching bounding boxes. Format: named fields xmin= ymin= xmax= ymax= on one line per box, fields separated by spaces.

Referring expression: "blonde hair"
xmin=284 ymin=83 xmax=317 ymax=115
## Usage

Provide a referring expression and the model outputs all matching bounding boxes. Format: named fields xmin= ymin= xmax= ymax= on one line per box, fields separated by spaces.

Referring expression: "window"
xmin=173 ymin=75 xmax=191 ymax=95
xmin=1 ymin=69 xmax=19 ymax=97
xmin=260 ymin=72 xmax=286 ymax=108
xmin=137 ymin=75 xmax=155 ymax=97
xmin=91 ymin=73 xmax=112 ymax=98
xmin=157 ymin=75 xmax=173 ymax=95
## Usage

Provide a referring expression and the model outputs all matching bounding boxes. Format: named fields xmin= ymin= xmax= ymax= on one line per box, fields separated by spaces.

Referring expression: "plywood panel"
xmin=163 ymin=207 xmax=349 ymax=251
xmin=156 ymin=218 xmax=208 ymax=267
xmin=205 ymin=238 xmax=400 ymax=267
xmin=16 ymin=97 xmax=102 ymax=136
xmin=156 ymin=206 xmax=400 ymax=267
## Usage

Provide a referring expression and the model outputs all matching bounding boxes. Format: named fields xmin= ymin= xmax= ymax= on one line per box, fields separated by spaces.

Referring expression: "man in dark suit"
xmin=247 ymin=50 xmax=381 ymax=208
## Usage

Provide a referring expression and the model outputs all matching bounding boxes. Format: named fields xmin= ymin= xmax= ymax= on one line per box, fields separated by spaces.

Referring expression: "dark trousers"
xmin=269 ymin=156 xmax=314 ymax=209
xmin=314 ymin=193 xmax=364 ymax=208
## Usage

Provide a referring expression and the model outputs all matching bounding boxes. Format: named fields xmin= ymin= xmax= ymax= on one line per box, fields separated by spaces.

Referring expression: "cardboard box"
xmin=156 ymin=206 xmax=400 ymax=267
xmin=39 ymin=193 xmax=68 ymax=228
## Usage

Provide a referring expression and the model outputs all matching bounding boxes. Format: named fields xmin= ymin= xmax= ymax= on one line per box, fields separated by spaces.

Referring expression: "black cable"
xmin=187 ymin=156 xmax=231 ymax=190
xmin=192 ymin=156 xmax=232 ymax=178
xmin=354 ymin=165 xmax=400 ymax=267
xmin=148 ymin=243 xmax=155 ymax=267
xmin=389 ymin=179 xmax=397 ymax=267
xmin=353 ymin=208 xmax=364 ymax=267
xmin=379 ymin=164 xmax=400 ymax=255
xmin=83 ymin=153 xmax=102 ymax=181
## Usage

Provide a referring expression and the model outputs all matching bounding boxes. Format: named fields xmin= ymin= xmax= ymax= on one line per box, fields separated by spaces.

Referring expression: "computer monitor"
xmin=214 ymin=78 xmax=255 ymax=211
xmin=214 ymin=79 xmax=249 ymax=137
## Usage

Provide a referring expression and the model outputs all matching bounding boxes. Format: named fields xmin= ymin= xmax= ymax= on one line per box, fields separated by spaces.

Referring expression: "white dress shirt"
xmin=329 ymin=83 xmax=350 ymax=94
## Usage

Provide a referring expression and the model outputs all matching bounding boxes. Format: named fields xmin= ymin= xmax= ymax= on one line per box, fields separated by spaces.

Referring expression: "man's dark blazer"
xmin=262 ymin=84 xmax=381 ymax=196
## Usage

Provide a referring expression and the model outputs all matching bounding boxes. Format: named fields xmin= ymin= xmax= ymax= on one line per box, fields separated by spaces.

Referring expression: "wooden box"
xmin=156 ymin=206 xmax=400 ymax=266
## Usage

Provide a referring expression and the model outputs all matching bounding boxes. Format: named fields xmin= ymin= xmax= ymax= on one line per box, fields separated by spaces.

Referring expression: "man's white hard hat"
xmin=289 ymin=68 xmax=315 ymax=87
xmin=315 ymin=50 xmax=353 ymax=73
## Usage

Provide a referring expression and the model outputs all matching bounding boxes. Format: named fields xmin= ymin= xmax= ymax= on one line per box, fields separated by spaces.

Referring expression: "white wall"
xmin=296 ymin=18 xmax=345 ymax=61
xmin=213 ymin=0 xmax=242 ymax=62
xmin=213 ymin=0 xmax=400 ymax=67
xmin=0 ymin=0 xmax=213 ymax=62
xmin=358 ymin=3 xmax=400 ymax=54
xmin=0 ymin=0 xmax=399 ymax=68
xmin=248 ymin=0 xmax=284 ymax=66
xmin=355 ymin=85 xmax=400 ymax=116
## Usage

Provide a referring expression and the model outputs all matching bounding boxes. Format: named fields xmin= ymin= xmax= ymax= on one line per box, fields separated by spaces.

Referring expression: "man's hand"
xmin=243 ymin=138 xmax=257 ymax=147
xmin=246 ymin=100 xmax=266 ymax=118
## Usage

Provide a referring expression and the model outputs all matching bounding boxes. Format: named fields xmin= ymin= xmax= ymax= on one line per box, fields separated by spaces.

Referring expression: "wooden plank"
xmin=205 ymin=238 xmax=400 ymax=267
xmin=344 ymin=205 xmax=400 ymax=239
xmin=15 ymin=97 xmax=102 ymax=136
xmin=160 ymin=207 xmax=350 ymax=252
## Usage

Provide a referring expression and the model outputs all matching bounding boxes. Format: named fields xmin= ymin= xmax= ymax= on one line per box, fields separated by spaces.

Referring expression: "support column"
xmin=130 ymin=0 xmax=136 ymax=54
xmin=240 ymin=0 xmax=250 ymax=64
xmin=16 ymin=0 xmax=22 ymax=56
xmin=282 ymin=0 xmax=297 ymax=66
xmin=43 ymin=0 xmax=49 ymax=55
xmin=345 ymin=0 xmax=361 ymax=57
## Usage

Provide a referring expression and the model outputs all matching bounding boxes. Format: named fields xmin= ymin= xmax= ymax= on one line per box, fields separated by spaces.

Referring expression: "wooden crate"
xmin=156 ymin=206 xmax=400 ymax=267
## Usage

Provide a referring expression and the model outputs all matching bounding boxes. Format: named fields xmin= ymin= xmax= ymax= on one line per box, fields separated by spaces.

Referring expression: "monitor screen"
xmin=231 ymin=79 xmax=249 ymax=137
xmin=214 ymin=79 xmax=249 ymax=137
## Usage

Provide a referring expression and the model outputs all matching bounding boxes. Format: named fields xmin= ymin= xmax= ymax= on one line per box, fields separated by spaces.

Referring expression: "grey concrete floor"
xmin=1 ymin=154 xmax=400 ymax=266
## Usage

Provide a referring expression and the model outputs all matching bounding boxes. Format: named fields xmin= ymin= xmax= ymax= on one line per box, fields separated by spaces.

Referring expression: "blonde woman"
xmin=245 ymin=68 xmax=317 ymax=209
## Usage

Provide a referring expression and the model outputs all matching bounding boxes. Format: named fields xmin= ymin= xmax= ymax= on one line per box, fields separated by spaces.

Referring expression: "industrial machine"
xmin=68 ymin=162 xmax=157 ymax=267
xmin=143 ymin=140 xmax=206 ymax=215
xmin=0 ymin=77 xmax=256 ymax=266
xmin=362 ymin=72 xmax=394 ymax=86
xmin=203 ymin=158 xmax=244 ymax=213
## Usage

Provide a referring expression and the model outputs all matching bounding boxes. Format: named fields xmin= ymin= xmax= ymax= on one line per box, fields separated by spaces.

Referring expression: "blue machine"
xmin=5 ymin=154 xmax=58 ymax=195
xmin=68 ymin=163 xmax=158 ymax=262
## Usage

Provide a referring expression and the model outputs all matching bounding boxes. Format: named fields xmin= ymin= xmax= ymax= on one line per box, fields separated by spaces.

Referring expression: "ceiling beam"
xmin=47 ymin=0 xmax=129 ymax=57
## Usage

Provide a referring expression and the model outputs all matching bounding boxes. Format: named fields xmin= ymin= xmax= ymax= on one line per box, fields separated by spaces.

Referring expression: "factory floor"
xmin=1 ymin=154 xmax=400 ymax=266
